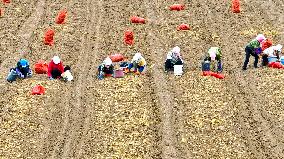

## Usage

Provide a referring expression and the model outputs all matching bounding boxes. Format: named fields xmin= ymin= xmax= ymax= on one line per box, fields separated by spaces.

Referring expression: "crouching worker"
xmin=7 ymin=59 xmax=32 ymax=82
xmin=202 ymin=47 xmax=223 ymax=73
xmin=97 ymin=57 xmax=114 ymax=80
xmin=243 ymin=34 xmax=266 ymax=70
xmin=61 ymin=65 xmax=73 ymax=82
xmin=165 ymin=46 xmax=183 ymax=72
xmin=125 ymin=53 xmax=146 ymax=75
xmin=262 ymin=44 xmax=282 ymax=66
xmin=48 ymin=56 xmax=64 ymax=80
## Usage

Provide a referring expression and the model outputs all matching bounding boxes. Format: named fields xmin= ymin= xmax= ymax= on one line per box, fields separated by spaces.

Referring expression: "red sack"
xmin=109 ymin=54 xmax=124 ymax=62
xmin=202 ymin=71 xmax=212 ymax=76
xmin=177 ymin=24 xmax=190 ymax=31
xmin=34 ymin=60 xmax=48 ymax=74
xmin=32 ymin=85 xmax=45 ymax=95
xmin=3 ymin=0 xmax=10 ymax=3
xmin=130 ymin=16 xmax=146 ymax=24
xmin=55 ymin=9 xmax=67 ymax=24
xmin=268 ymin=62 xmax=284 ymax=69
xmin=232 ymin=0 xmax=240 ymax=13
xmin=261 ymin=39 xmax=273 ymax=51
xmin=44 ymin=29 xmax=54 ymax=46
xmin=124 ymin=29 xmax=134 ymax=45
xmin=210 ymin=72 xmax=225 ymax=79
xmin=169 ymin=4 xmax=185 ymax=11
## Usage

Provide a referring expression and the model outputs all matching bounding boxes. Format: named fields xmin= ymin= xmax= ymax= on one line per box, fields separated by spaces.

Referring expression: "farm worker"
xmin=261 ymin=44 xmax=282 ymax=66
xmin=48 ymin=56 xmax=64 ymax=80
xmin=165 ymin=46 xmax=183 ymax=72
xmin=61 ymin=65 xmax=73 ymax=82
xmin=97 ymin=57 xmax=114 ymax=80
xmin=15 ymin=59 xmax=33 ymax=78
xmin=125 ymin=52 xmax=146 ymax=75
xmin=243 ymin=34 xmax=266 ymax=70
xmin=204 ymin=47 xmax=222 ymax=73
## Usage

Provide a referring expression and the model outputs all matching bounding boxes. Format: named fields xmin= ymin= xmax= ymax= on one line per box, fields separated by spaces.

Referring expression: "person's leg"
xmin=262 ymin=54 xmax=268 ymax=66
xmin=165 ymin=59 xmax=172 ymax=71
xmin=252 ymin=53 xmax=259 ymax=68
xmin=138 ymin=66 xmax=145 ymax=73
xmin=51 ymin=69 xmax=62 ymax=79
xmin=243 ymin=46 xmax=252 ymax=70
xmin=128 ymin=63 xmax=133 ymax=70
xmin=217 ymin=60 xmax=222 ymax=73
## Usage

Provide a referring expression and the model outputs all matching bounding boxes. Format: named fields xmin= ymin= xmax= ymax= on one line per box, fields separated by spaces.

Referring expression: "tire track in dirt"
xmin=71 ymin=0 xmax=103 ymax=158
xmin=203 ymin=0 xmax=284 ymax=157
xmin=35 ymin=1 xmax=88 ymax=158
xmin=232 ymin=0 xmax=284 ymax=157
xmin=0 ymin=0 xmax=46 ymax=73
xmin=58 ymin=0 xmax=102 ymax=158
xmin=143 ymin=0 xmax=179 ymax=158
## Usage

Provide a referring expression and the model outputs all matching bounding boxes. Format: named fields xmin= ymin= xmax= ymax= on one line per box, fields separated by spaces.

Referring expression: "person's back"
xmin=16 ymin=59 xmax=32 ymax=78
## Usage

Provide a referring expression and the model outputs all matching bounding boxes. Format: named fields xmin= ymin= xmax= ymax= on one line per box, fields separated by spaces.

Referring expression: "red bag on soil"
xmin=261 ymin=39 xmax=273 ymax=51
xmin=169 ymin=4 xmax=185 ymax=11
xmin=34 ymin=60 xmax=48 ymax=74
xmin=210 ymin=72 xmax=225 ymax=79
xmin=177 ymin=24 xmax=190 ymax=31
xmin=130 ymin=16 xmax=146 ymax=24
xmin=55 ymin=9 xmax=67 ymax=24
xmin=3 ymin=0 xmax=10 ymax=4
xmin=109 ymin=54 xmax=124 ymax=62
xmin=32 ymin=85 xmax=45 ymax=95
xmin=44 ymin=29 xmax=54 ymax=46
xmin=202 ymin=71 xmax=212 ymax=76
xmin=268 ymin=62 xmax=284 ymax=69
xmin=124 ymin=29 xmax=134 ymax=45
xmin=232 ymin=0 xmax=240 ymax=13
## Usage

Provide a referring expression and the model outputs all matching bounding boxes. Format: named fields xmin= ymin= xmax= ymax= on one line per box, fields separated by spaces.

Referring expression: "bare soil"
xmin=1 ymin=0 xmax=284 ymax=158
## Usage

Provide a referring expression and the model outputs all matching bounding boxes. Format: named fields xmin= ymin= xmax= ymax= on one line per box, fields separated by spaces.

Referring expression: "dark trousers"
xmin=262 ymin=54 xmax=269 ymax=66
xmin=165 ymin=59 xmax=174 ymax=71
xmin=165 ymin=59 xmax=183 ymax=71
xmin=243 ymin=46 xmax=259 ymax=69
xmin=51 ymin=69 xmax=62 ymax=79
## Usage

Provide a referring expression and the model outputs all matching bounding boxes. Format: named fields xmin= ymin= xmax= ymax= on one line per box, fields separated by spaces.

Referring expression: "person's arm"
xmin=47 ymin=62 xmax=53 ymax=77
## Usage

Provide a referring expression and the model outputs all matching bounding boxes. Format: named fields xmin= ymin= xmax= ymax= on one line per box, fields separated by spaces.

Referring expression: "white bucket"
xmin=174 ymin=65 xmax=183 ymax=76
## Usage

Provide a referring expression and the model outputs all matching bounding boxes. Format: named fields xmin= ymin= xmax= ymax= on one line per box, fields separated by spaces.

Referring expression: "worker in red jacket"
xmin=48 ymin=56 xmax=64 ymax=80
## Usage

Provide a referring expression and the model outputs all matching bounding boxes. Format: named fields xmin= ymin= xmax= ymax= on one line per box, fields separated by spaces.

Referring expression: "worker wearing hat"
xmin=262 ymin=44 xmax=283 ymax=66
xmin=243 ymin=34 xmax=266 ymax=70
xmin=97 ymin=57 xmax=114 ymax=79
xmin=165 ymin=46 xmax=183 ymax=72
xmin=48 ymin=56 xmax=64 ymax=80
xmin=203 ymin=47 xmax=222 ymax=73
xmin=125 ymin=52 xmax=146 ymax=75
xmin=15 ymin=58 xmax=32 ymax=79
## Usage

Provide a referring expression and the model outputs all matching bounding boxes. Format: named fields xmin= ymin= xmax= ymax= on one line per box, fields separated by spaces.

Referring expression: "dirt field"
xmin=1 ymin=0 xmax=284 ymax=158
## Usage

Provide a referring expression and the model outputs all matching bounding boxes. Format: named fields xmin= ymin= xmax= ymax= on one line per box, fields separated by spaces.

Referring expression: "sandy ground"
xmin=1 ymin=0 xmax=284 ymax=158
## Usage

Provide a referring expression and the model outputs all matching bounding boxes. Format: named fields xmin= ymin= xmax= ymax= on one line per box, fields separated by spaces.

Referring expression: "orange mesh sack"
xmin=232 ymin=0 xmax=240 ymax=13
xmin=56 ymin=9 xmax=67 ymax=24
xmin=44 ymin=29 xmax=55 ymax=46
xmin=34 ymin=60 xmax=48 ymax=74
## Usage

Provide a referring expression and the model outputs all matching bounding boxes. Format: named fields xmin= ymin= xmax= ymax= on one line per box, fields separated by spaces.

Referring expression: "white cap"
xmin=104 ymin=57 xmax=112 ymax=65
xmin=52 ymin=56 xmax=61 ymax=64
xmin=274 ymin=44 xmax=283 ymax=51
xmin=172 ymin=46 xmax=180 ymax=54
xmin=133 ymin=52 xmax=142 ymax=61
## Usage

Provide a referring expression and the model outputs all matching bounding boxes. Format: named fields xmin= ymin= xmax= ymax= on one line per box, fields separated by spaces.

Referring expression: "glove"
xmin=254 ymin=48 xmax=262 ymax=55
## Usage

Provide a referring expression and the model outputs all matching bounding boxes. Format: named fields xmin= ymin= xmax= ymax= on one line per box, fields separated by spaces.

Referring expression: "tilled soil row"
xmin=73 ymin=0 xmax=161 ymax=158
